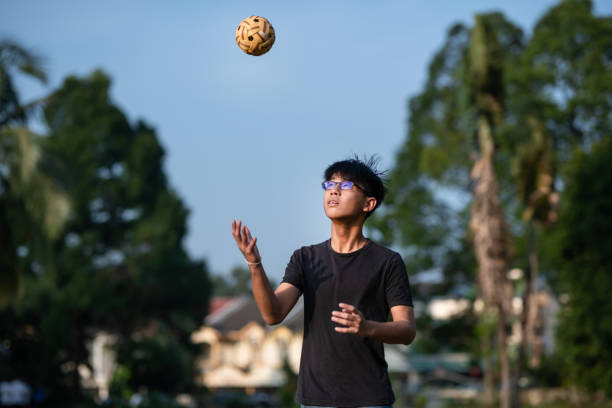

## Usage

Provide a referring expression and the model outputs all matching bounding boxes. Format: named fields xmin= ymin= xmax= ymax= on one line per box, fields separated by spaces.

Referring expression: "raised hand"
xmin=231 ymin=219 xmax=261 ymax=264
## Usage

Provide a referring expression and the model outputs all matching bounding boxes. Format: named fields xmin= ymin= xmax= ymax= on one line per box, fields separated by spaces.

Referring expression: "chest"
xmin=302 ymin=251 xmax=389 ymax=316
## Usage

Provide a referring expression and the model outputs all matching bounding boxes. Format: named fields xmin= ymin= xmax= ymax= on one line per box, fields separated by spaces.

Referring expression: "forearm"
xmin=249 ymin=263 xmax=283 ymax=325
xmin=364 ymin=319 xmax=416 ymax=345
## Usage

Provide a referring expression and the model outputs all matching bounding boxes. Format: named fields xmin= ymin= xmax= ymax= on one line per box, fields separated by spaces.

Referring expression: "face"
xmin=322 ymin=174 xmax=376 ymax=222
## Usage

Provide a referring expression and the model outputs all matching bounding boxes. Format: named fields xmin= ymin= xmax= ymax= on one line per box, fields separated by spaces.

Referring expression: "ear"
xmin=363 ymin=197 xmax=377 ymax=214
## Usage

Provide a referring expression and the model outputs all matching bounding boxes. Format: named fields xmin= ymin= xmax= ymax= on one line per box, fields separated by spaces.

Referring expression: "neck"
xmin=330 ymin=220 xmax=367 ymax=253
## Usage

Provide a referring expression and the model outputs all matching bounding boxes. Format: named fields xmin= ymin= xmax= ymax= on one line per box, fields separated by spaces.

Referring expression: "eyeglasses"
xmin=321 ymin=180 xmax=367 ymax=194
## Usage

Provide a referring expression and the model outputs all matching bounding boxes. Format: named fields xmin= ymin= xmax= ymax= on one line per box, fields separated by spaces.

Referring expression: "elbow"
xmin=402 ymin=333 xmax=416 ymax=345
xmin=263 ymin=313 xmax=283 ymax=326
xmin=402 ymin=324 xmax=417 ymax=345
xmin=264 ymin=318 xmax=281 ymax=326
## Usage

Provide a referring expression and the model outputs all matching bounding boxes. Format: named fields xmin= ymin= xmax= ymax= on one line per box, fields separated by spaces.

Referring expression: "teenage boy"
xmin=231 ymin=157 xmax=415 ymax=408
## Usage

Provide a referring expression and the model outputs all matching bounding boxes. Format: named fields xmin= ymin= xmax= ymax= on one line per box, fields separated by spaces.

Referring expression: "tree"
xmin=555 ymin=136 xmax=612 ymax=397
xmin=211 ymin=266 xmax=253 ymax=296
xmin=1 ymin=70 xmax=211 ymax=405
xmin=0 ymin=39 xmax=47 ymax=127
xmin=466 ymin=15 xmax=520 ymax=408
xmin=375 ymin=0 xmax=612 ymax=403
xmin=505 ymin=1 xmax=612 ymax=398
xmin=0 ymin=127 xmax=70 ymax=308
xmin=372 ymin=13 xmax=524 ymax=407
xmin=0 ymin=40 xmax=69 ymax=308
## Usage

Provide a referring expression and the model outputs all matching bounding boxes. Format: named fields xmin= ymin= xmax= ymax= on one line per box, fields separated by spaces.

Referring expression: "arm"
xmin=331 ymin=303 xmax=416 ymax=345
xmin=232 ymin=220 xmax=300 ymax=325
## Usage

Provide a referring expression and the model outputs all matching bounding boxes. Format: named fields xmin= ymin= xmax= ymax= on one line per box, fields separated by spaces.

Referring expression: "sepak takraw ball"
xmin=235 ymin=16 xmax=275 ymax=56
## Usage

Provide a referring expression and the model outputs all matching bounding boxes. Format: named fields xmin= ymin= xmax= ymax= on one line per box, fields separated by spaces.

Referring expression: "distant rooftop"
xmin=205 ymin=295 xmax=304 ymax=333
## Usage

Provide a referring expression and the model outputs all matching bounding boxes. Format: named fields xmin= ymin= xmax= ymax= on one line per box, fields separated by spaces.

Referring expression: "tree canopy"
xmin=1 ymin=69 xmax=211 ymax=405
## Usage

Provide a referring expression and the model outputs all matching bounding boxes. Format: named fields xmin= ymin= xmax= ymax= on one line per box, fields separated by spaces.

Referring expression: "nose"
xmin=329 ymin=184 xmax=341 ymax=195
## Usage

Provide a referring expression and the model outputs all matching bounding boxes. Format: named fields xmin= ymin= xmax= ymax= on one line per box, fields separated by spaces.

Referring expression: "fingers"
xmin=231 ymin=220 xmax=245 ymax=247
xmin=247 ymin=236 xmax=258 ymax=251
xmin=331 ymin=310 xmax=355 ymax=321
xmin=245 ymin=226 xmax=254 ymax=241
xmin=331 ymin=303 xmax=364 ymax=335
xmin=231 ymin=219 xmax=242 ymax=238
xmin=331 ymin=310 xmax=360 ymax=328
xmin=338 ymin=302 xmax=356 ymax=312
xmin=231 ymin=220 xmax=252 ymax=242
xmin=231 ymin=220 xmax=261 ymax=263
xmin=334 ymin=326 xmax=356 ymax=333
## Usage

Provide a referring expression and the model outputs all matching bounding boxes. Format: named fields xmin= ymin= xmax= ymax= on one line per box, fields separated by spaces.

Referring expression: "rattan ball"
xmin=235 ymin=16 xmax=275 ymax=56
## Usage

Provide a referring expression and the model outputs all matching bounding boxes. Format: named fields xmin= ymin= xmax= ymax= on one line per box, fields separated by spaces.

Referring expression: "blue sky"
xmin=2 ymin=1 xmax=611 ymax=282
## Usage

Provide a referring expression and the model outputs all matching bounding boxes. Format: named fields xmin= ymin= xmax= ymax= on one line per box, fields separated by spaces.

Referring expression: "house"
xmin=191 ymin=295 xmax=477 ymax=395
xmin=82 ymin=280 xmax=558 ymax=399
xmin=191 ymin=295 xmax=303 ymax=392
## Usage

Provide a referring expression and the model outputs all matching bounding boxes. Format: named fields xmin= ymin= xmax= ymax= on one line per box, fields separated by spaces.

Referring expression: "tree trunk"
xmin=497 ymin=299 xmax=511 ymax=408
xmin=513 ymin=223 xmax=538 ymax=407
xmin=470 ymin=117 xmax=513 ymax=408
xmin=480 ymin=311 xmax=497 ymax=405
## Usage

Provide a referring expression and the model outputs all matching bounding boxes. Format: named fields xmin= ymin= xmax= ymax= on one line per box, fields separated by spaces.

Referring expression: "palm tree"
xmin=467 ymin=15 xmax=514 ymax=408
xmin=0 ymin=39 xmax=47 ymax=127
xmin=0 ymin=40 xmax=69 ymax=307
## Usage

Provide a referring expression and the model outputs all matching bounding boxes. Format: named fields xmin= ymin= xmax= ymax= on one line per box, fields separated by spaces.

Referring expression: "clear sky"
xmin=2 ymin=1 xmax=611 ymax=282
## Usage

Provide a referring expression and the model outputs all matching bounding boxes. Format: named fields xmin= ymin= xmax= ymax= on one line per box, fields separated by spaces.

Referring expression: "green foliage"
xmin=0 ymin=39 xmax=47 ymax=127
xmin=370 ymin=12 xmax=524 ymax=287
xmin=518 ymin=0 xmax=612 ymax=153
xmin=212 ymin=265 xmax=279 ymax=297
xmin=374 ymin=0 xmax=612 ymax=398
xmin=525 ymin=352 xmax=564 ymax=388
xmin=276 ymin=359 xmax=298 ymax=408
xmin=114 ymin=323 xmax=195 ymax=393
xmin=412 ymin=311 xmax=479 ymax=354
xmin=212 ymin=266 xmax=253 ymax=296
xmin=0 ymin=40 xmax=62 ymax=308
xmin=109 ymin=365 xmax=133 ymax=400
xmin=556 ymin=136 xmax=612 ymax=397
xmin=0 ymin=69 xmax=212 ymax=404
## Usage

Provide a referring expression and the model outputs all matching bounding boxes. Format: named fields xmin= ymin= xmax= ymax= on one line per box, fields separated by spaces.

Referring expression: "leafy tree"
xmin=0 ymin=127 xmax=70 ymax=307
xmin=0 ymin=40 xmax=68 ymax=308
xmin=1 ymin=70 xmax=211 ymax=405
xmin=44 ymin=69 xmax=211 ymax=398
xmin=0 ymin=39 xmax=47 ymax=127
xmin=211 ymin=265 xmax=279 ymax=297
xmin=211 ymin=266 xmax=252 ymax=296
xmin=555 ymin=136 xmax=612 ymax=397
xmin=374 ymin=0 xmax=612 ymax=403
xmin=372 ymin=13 xmax=524 ymax=407
xmin=527 ymin=3 xmax=612 ymax=395
xmin=504 ymin=1 xmax=612 ymax=396
xmin=0 ymin=41 xmax=70 ymax=397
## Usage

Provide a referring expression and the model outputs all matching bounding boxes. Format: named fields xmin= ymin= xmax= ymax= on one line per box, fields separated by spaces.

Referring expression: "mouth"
xmin=327 ymin=200 xmax=339 ymax=206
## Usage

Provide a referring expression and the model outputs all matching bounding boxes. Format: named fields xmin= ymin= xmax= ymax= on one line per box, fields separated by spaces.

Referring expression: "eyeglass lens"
xmin=322 ymin=181 xmax=354 ymax=190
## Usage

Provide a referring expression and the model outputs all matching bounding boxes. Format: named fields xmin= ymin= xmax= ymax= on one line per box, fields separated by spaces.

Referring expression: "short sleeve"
xmin=282 ymin=248 xmax=304 ymax=292
xmin=385 ymin=254 xmax=413 ymax=308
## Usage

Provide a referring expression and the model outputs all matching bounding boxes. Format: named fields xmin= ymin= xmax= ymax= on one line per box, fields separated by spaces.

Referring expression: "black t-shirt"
xmin=282 ymin=239 xmax=413 ymax=407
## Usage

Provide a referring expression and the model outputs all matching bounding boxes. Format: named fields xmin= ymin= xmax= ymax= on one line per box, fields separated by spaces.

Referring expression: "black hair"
xmin=323 ymin=155 xmax=387 ymax=218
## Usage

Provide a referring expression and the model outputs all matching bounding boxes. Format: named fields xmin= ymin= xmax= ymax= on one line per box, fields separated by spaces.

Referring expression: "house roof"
xmin=205 ymin=295 xmax=304 ymax=334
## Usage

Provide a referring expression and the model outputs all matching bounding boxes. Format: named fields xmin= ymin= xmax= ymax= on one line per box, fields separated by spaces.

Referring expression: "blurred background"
xmin=1 ymin=1 xmax=611 ymax=407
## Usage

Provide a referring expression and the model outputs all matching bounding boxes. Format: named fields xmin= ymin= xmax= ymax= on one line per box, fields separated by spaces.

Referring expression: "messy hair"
xmin=323 ymin=155 xmax=387 ymax=218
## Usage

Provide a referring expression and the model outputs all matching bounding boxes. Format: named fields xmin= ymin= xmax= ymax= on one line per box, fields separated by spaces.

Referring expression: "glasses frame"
xmin=321 ymin=180 xmax=369 ymax=195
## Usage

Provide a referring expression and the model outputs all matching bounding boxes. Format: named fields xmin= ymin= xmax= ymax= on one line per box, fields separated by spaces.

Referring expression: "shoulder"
xmin=289 ymin=240 xmax=328 ymax=263
xmin=293 ymin=240 xmax=328 ymax=255
xmin=367 ymin=240 xmax=403 ymax=263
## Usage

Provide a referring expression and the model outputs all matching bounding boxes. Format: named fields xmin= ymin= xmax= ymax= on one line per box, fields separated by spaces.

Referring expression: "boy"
xmin=231 ymin=157 xmax=415 ymax=408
